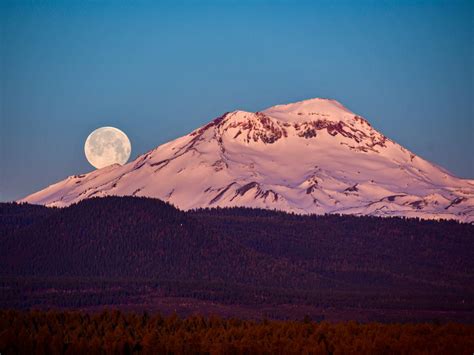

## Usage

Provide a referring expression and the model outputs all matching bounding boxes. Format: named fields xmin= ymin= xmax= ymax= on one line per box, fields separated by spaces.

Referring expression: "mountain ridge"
xmin=21 ymin=97 xmax=474 ymax=222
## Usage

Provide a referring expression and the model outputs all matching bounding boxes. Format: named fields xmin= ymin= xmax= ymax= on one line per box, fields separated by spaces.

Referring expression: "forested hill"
xmin=1 ymin=196 xmax=473 ymax=321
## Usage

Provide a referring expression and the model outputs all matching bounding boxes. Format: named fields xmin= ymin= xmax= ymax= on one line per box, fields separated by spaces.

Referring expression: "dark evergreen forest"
xmin=1 ymin=196 xmax=473 ymax=323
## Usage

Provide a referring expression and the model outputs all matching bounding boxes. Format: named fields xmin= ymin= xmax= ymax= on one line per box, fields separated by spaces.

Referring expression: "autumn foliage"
xmin=1 ymin=310 xmax=473 ymax=354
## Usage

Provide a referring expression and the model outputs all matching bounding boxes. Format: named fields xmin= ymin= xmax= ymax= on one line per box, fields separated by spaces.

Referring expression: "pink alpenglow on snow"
xmin=21 ymin=98 xmax=474 ymax=222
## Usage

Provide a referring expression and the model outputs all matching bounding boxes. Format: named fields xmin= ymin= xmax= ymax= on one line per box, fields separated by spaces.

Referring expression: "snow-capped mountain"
xmin=21 ymin=98 xmax=474 ymax=222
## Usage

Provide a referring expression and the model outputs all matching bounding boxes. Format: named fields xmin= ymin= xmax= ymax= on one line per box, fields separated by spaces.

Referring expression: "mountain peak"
xmin=262 ymin=97 xmax=355 ymax=123
xmin=21 ymin=98 xmax=474 ymax=222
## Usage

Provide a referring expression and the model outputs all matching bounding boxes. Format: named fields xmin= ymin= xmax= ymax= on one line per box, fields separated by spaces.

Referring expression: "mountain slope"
xmin=21 ymin=98 xmax=474 ymax=222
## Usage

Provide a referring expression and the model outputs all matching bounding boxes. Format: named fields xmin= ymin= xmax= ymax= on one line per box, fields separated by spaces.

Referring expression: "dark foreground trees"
xmin=0 ymin=310 xmax=473 ymax=354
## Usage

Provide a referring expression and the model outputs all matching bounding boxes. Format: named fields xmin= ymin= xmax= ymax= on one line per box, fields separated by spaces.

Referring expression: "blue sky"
xmin=1 ymin=0 xmax=472 ymax=201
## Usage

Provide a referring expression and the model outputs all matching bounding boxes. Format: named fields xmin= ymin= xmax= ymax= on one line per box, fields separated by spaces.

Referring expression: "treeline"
xmin=1 ymin=197 xmax=473 ymax=320
xmin=1 ymin=197 xmax=472 ymax=289
xmin=1 ymin=310 xmax=473 ymax=354
xmin=0 ymin=202 xmax=55 ymax=241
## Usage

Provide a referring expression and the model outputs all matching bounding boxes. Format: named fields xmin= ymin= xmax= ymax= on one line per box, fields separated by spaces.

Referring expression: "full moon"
xmin=84 ymin=127 xmax=131 ymax=169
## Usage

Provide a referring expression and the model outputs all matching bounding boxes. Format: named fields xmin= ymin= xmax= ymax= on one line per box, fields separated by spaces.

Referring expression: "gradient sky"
xmin=1 ymin=0 xmax=473 ymax=201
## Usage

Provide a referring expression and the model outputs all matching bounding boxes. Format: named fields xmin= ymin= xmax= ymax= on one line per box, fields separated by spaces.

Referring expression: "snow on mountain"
xmin=21 ymin=98 xmax=474 ymax=222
